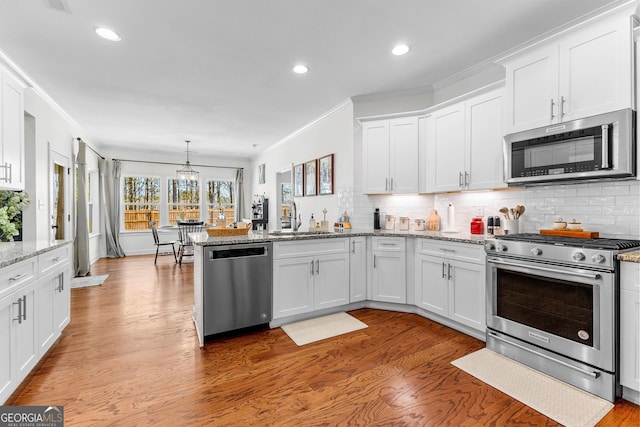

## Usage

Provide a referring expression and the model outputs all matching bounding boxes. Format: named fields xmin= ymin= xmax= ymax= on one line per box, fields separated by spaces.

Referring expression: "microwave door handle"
xmin=601 ymin=124 xmax=609 ymax=169
xmin=489 ymin=259 xmax=601 ymax=280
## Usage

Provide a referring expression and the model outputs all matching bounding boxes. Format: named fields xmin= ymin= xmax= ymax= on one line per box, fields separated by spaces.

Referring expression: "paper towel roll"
xmin=447 ymin=204 xmax=455 ymax=230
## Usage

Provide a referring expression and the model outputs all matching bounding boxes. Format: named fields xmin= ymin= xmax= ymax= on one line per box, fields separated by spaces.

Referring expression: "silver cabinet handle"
xmin=601 ymin=124 xmax=609 ymax=169
xmin=459 ymin=172 xmax=463 ymax=187
xmin=9 ymin=273 xmax=27 ymax=282
xmin=373 ymin=255 xmax=377 ymax=269
xmin=385 ymin=178 xmax=389 ymax=192
xmin=351 ymin=241 xmax=355 ymax=254
xmin=560 ymin=96 xmax=565 ymax=118
xmin=13 ymin=297 xmax=22 ymax=324
xmin=56 ymin=272 xmax=64 ymax=292
xmin=315 ymin=259 xmax=320 ymax=275
xmin=442 ymin=262 xmax=446 ymax=279
xmin=448 ymin=264 xmax=453 ymax=280
xmin=0 ymin=162 xmax=12 ymax=183
xmin=550 ymin=99 xmax=555 ymax=120
xmin=390 ymin=177 xmax=394 ymax=192
xmin=22 ymin=295 xmax=27 ymax=321
xmin=464 ymin=171 xmax=470 ymax=187
xmin=52 ymin=256 xmax=61 ymax=262
xmin=310 ymin=260 xmax=315 ymax=276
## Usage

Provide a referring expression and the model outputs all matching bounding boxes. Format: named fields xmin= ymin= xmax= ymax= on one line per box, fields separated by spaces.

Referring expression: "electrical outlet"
xmin=473 ymin=206 xmax=484 ymax=217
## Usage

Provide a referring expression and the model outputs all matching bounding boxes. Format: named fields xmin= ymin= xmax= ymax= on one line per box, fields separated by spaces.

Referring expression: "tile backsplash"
xmin=351 ymin=180 xmax=640 ymax=238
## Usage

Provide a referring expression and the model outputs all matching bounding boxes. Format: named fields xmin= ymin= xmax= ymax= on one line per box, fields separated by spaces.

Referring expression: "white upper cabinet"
xmin=503 ymin=11 xmax=633 ymax=134
xmin=362 ymin=116 xmax=419 ymax=194
xmin=0 ymin=68 xmax=25 ymax=191
xmin=427 ymin=86 xmax=505 ymax=192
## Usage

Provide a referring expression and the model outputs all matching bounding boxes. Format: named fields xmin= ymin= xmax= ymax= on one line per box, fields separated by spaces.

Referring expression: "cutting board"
xmin=540 ymin=229 xmax=600 ymax=238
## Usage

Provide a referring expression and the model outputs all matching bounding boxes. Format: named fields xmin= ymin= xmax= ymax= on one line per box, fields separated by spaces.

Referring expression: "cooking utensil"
xmin=499 ymin=207 xmax=510 ymax=219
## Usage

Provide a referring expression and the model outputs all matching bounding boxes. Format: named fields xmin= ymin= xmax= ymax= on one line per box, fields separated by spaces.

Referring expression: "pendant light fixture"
xmin=176 ymin=140 xmax=199 ymax=180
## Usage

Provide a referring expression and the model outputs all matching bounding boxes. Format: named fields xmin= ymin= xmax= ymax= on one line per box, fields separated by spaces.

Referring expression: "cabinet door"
xmin=37 ymin=273 xmax=56 ymax=356
xmin=349 ymin=237 xmax=367 ymax=302
xmin=371 ymin=251 xmax=406 ymax=303
xmin=389 ymin=117 xmax=419 ymax=193
xmin=415 ymin=254 xmax=448 ymax=317
xmin=559 ymin=18 xmax=633 ymax=121
xmin=273 ymin=257 xmax=314 ymax=319
xmin=362 ymin=121 xmax=390 ymax=194
xmin=448 ymin=260 xmax=485 ymax=331
xmin=504 ymin=45 xmax=559 ymax=133
xmin=466 ymin=89 xmax=507 ymax=190
xmin=620 ymin=288 xmax=639 ymax=392
xmin=314 ymin=253 xmax=349 ymax=310
xmin=1 ymin=71 xmax=25 ymax=191
xmin=13 ymin=281 xmax=37 ymax=383
xmin=429 ymin=103 xmax=466 ymax=192
xmin=0 ymin=293 xmax=14 ymax=404
xmin=53 ymin=264 xmax=71 ymax=332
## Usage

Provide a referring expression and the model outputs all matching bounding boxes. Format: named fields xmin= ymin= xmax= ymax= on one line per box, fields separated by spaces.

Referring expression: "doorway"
xmin=49 ymin=147 xmax=70 ymax=241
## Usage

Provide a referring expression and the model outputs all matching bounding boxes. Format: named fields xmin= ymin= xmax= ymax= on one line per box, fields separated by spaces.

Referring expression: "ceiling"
xmin=0 ymin=0 xmax=629 ymax=159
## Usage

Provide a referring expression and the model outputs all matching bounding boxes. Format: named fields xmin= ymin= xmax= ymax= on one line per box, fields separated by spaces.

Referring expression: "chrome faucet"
xmin=290 ymin=201 xmax=302 ymax=231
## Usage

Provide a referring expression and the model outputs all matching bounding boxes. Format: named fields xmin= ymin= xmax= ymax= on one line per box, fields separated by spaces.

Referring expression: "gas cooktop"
xmin=491 ymin=233 xmax=640 ymax=250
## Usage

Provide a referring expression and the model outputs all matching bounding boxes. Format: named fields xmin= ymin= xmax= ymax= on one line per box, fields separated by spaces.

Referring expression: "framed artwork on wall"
xmin=304 ymin=159 xmax=317 ymax=196
xmin=318 ymin=154 xmax=334 ymax=195
xmin=294 ymin=163 xmax=304 ymax=197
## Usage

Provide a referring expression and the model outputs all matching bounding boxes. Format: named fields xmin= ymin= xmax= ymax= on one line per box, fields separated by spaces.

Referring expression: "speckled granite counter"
xmin=0 ymin=240 xmax=72 ymax=269
xmin=619 ymin=251 xmax=640 ymax=263
xmin=191 ymin=229 xmax=486 ymax=246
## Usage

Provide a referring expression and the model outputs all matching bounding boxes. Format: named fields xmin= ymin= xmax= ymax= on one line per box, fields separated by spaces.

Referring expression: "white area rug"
xmin=281 ymin=312 xmax=368 ymax=346
xmin=71 ymin=274 xmax=109 ymax=288
xmin=452 ymin=348 xmax=614 ymax=427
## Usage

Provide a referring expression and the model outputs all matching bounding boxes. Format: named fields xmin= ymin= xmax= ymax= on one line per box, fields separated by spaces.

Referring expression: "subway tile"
xmin=577 ymin=187 xmax=602 ymax=196
xmin=587 ymin=215 xmax=616 ymax=225
xmin=587 ymin=196 xmax=616 ymax=205
xmin=601 ymin=185 xmax=630 ymax=196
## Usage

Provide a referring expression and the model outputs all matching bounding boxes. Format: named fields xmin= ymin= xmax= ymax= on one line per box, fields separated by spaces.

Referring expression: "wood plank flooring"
xmin=7 ymin=255 xmax=639 ymax=426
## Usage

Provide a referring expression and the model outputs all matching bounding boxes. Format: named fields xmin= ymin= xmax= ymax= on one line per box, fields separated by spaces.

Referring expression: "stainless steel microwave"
xmin=504 ymin=109 xmax=635 ymax=185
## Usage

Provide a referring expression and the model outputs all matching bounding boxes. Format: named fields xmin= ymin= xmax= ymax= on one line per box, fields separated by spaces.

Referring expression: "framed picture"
xmin=304 ymin=159 xmax=317 ymax=196
xmin=293 ymin=164 xmax=304 ymax=197
xmin=258 ymin=163 xmax=266 ymax=184
xmin=318 ymin=154 xmax=334 ymax=195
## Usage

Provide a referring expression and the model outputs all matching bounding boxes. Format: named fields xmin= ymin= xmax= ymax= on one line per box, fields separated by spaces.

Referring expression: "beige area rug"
xmin=281 ymin=312 xmax=368 ymax=346
xmin=71 ymin=274 xmax=109 ymax=288
xmin=452 ymin=348 xmax=614 ymax=427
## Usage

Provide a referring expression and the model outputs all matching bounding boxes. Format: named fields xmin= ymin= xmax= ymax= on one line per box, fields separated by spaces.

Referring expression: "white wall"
xmin=250 ymin=100 xmax=354 ymax=230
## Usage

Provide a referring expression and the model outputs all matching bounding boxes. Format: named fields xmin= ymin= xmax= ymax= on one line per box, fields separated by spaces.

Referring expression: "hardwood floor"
xmin=8 ymin=255 xmax=639 ymax=426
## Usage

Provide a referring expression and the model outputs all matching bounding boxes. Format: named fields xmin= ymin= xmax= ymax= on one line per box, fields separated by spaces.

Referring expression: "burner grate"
xmin=494 ymin=233 xmax=640 ymax=250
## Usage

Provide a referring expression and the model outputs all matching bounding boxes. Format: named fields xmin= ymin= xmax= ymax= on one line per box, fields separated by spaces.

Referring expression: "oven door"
xmin=486 ymin=256 xmax=615 ymax=372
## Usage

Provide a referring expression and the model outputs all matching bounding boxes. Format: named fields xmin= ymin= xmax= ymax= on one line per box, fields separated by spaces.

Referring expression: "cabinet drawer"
xmin=621 ymin=262 xmax=640 ymax=293
xmin=418 ymin=239 xmax=484 ymax=264
xmin=273 ymin=238 xmax=348 ymax=259
xmin=0 ymin=257 xmax=37 ymax=297
xmin=38 ymin=245 xmax=71 ymax=276
xmin=372 ymin=237 xmax=405 ymax=251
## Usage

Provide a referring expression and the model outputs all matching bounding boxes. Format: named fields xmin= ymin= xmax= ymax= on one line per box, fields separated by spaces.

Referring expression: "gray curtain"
xmin=74 ymin=140 xmax=91 ymax=276
xmin=101 ymin=158 xmax=126 ymax=258
xmin=235 ymin=168 xmax=244 ymax=223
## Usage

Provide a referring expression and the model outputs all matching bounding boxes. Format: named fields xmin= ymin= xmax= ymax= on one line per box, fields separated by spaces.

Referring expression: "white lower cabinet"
xmin=273 ymin=239 xmax=349 ymax=319
xmin=415 ymin=239 xmax=485 ymax=332
xmin=349 ymin=237 xmax=367 ymax=302
xmin=0 ymin=244 xmax=72 ymax=404
xmin=370 ymin=237 xmax=406 ymax=304
xmin=620 ymin=262 xmax=640 ymax=395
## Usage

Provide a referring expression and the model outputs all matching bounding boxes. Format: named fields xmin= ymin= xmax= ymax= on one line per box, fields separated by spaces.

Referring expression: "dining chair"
xmin=150 ymin=221 xmax=177 ymax=264
xmin=177 ymin=221 xmax=205 ymax=266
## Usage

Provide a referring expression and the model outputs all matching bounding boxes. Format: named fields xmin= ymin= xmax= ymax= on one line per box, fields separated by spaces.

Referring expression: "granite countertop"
xmin=0 ymin=240 xmax=72 ymax=269
xmin=619 ymin=251 xmax=640 ymax=263
xmin=191 ymin=229 xmax=487 ymax=246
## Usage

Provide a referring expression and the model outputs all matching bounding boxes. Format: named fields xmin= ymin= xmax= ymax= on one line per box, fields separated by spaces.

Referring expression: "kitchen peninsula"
xmin=191 ymin=229 xmax=486 ymax=347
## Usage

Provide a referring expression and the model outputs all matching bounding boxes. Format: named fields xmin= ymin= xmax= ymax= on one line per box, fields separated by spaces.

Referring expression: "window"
xmin=123 ymin=176 xmax=160 ymax=230
xmin=206 ymin=180 xmax=234 ymax=226
xmin=168 ymin=179 xmax=200 ymax=224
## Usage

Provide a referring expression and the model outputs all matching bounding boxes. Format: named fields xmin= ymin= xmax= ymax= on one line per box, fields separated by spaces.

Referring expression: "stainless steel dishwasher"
xmin=203 ymin=242 xmax=272 ymax=336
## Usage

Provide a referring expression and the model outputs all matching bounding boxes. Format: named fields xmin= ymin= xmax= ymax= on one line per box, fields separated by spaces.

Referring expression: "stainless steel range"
xmin=485 ymin=233 xmax=640 ymax=402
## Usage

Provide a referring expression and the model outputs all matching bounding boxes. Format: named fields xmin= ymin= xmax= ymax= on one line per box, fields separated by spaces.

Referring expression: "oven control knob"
xmin=484 ymin=243 xmax=495 ymax=251
xmin=530 ymin=247 xmax=542 ymax=256
xmin=592 ymin=254 xmax=606 ymax=264
xmin=572 ymin=252 xmax=586 ymax=261
xmin=496 ymin=244 xmax=507 ymax=252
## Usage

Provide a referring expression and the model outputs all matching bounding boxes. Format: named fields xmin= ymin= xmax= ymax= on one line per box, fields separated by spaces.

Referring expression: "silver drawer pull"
xmin=9 ymin=273 xmax=28 ymax=281
xmin=52 ymin=256 xmax=61 ymax=262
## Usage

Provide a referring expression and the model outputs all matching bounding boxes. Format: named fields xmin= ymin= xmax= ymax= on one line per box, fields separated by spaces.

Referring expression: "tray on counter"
xmin=539 ymin=229 xmax=600 ymax=238
xmin=206 ymin=224 xmax=252 ymax=237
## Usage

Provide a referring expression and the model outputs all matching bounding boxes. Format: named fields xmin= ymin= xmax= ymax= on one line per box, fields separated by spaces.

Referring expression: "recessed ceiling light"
xmin=293 ymin=64 xmax=309 ymax=74
xmin=95 ymin=27 xmax=121 ymax=42
xmin=392 ymin=44 xmax=410 ymax=56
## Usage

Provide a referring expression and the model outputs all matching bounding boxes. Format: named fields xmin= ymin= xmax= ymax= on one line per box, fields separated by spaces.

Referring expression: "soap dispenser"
xmin=309 ymin=214 xmax=315 ymax=231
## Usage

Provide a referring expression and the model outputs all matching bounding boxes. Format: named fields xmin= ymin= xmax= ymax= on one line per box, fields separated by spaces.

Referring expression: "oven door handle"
xmin=488 ymin=259 xmax=601 ymax=280
xmin=488 ymin=331 xmax=600 ymax=379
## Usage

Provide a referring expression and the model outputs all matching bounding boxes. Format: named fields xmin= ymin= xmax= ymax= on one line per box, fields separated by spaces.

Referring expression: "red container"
xmin=470 ymin=217 xmax=485 ymax=235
